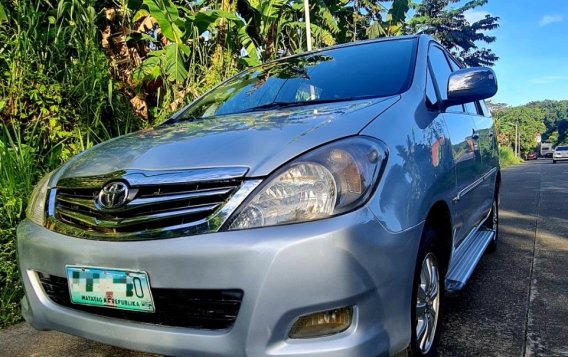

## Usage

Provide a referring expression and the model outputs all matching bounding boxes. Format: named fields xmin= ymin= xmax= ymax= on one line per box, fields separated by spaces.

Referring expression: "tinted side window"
xmin=447 ymin=104 xmax=465 ymax=113
xmin=448 ymin=57 xmax=462 ymax=71
xmin=429 ymin=45 xmax=462 ymax=112
xmin=426 ymin=70 xmax=437 ymax=106
xmin=464 ymin=102 xmax=479 ymax=115
xmin=429 ymin=46 xmax=452 ymax=102
xmin=478 ymin=100 xmax=491 ymax=117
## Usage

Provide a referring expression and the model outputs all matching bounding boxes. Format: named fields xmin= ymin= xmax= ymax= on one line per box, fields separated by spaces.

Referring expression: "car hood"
xmin=56 ymin=96 xmax=399 ymax=181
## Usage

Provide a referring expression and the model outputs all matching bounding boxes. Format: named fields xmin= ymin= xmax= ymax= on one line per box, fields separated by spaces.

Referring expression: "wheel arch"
xmin=496 ymin=170 xmax=501 ymax=193
xmin=422 ymin=201 xmax=453 ymax=275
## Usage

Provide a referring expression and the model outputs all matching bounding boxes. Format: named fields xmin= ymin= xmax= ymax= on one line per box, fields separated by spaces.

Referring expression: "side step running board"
xmin=445 ymin=230 xmax=495 ymax=292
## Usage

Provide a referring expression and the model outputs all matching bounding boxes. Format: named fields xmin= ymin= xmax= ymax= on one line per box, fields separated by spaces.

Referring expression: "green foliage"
xmin=498 ymin=107 xmax=545 ymax=156
xmin=525 ymin=100 xmax=568 ymax=145
xmin=0 ymin=3 xmax=6 ymax=23
xmin=114 ymin=0 xmax=419 ymax=123
xmin=492 ymin=100 xmax=568 ymax=151
xmin=142 ymin=0 xmax=183 ymax=43
xmin=0 ymin=0 xmax=143 ymax=328
xmin=0 ymin=125 xmax=38 ymax=327
xmin=499 ymin=146 xmax=523 ymax=168
xmin=411 ymin=0 xmax=500 ymax=66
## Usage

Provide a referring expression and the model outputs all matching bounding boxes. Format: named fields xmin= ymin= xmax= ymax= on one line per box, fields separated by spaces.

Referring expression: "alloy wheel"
xmin=415 ymin=252 xmax=440 ymax=354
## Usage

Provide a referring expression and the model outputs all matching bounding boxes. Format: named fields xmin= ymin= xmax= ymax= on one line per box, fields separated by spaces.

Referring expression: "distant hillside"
xmin=525 ymin=100 xmax=568 ymax=145
xmin=488 ymin=100 xmax=568 ymax=154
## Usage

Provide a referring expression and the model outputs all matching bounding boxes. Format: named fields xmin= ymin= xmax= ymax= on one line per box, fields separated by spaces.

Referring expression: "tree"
xmin=486 ymin=101 xmax=509 ymax=114
xmin=525 ymin=100 xmax=568 ymax=143
xmin=499 ymin=107 xmax=546 ymax=155
xmin=99 ymin=0 xmax=499 ymax=122
xmin=486 ymin=101 xmax=509 ymax=145
xmin=411 ymin=0 xmax=500 ymax=66
xmin=329 ymin=0 xmax=411 ymax=42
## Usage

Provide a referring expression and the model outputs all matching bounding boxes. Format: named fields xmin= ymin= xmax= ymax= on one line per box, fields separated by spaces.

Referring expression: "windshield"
xmin=178 ymin=38 xmax=417 ymax=120
xmin=556 ymin=146 xmax=568 ymax=151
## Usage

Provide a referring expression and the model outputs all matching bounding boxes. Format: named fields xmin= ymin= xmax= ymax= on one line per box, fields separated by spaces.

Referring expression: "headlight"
xmin=227 ymin=137 xmax=387 ymax=230
xmin=26 ymin=172 xmax=53 ymax=226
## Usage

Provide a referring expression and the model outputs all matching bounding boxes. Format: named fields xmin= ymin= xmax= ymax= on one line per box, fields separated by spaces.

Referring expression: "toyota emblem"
xmin=98 ymin=181 xmax=130 ymax=209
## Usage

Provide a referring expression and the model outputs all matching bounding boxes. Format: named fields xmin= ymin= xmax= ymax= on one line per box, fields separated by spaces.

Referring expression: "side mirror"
xmin=444 ymin=67 xmax=498 ymax=108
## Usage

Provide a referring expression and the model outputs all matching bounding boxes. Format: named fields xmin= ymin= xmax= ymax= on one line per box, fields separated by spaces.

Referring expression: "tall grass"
xmin=0 ymin=0 xmax=144 ymax=327
xmin=499 ymin=146 xmax=523 ymax=168
xmin=0 ymin=125 xmax=38 ymax=327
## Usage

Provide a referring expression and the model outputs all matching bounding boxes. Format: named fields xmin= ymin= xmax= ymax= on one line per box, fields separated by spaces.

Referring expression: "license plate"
xmin=65 ymin=266 xmax=155 ymax=313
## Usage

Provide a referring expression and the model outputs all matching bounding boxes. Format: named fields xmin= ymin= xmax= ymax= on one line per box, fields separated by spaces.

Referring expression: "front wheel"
xmin=408 ymin=229 xmax=443 ymax=356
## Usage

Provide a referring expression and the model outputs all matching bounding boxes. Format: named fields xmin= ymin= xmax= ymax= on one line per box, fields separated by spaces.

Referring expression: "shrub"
xmin=0 ymin=0 xmax=144 ymax=328
xmin=499 ymin=146 xmax=523 ymax=168
xmin=0 ymin=127 xmax=36 ymax=327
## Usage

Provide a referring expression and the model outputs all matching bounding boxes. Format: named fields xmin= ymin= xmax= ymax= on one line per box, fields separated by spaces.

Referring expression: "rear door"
xmin=469 ymin=100 xmax=498 ymax=216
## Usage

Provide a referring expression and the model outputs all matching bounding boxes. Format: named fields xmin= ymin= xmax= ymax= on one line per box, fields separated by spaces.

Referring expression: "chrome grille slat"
xmin=49 ymin=169 xmax=255 ymax=240
xmin=56 ymin=167 xmax=249 ymax=189
xmin=56 ymin=204 xmax=219 ymax=229
xmin=120 ymin=188 xmax=233 ymax=210
xmin=57 ymin=187 xmax=232 ymax=214
xmin=57 ymin=189 xmax=98 ymax=199
xmin=56 ymin=195 xmax=97 ymax=211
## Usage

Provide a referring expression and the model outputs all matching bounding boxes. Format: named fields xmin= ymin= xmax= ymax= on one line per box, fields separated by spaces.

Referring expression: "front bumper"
xmin=17 ymin=208 xmax=423 ymax=357
xmin=553 ymin=155 xmax=568 ymax=161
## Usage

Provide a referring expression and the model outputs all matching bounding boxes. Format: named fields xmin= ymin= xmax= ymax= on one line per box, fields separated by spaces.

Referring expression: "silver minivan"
xmin=19 ymin=35 xmax=499 ymax=356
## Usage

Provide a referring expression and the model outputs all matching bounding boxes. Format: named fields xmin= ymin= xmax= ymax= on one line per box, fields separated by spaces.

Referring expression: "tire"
xmin=484 ymin=195 xmax=499 ymax=253
xmin=408 ymin=228 xmax=443 ymax=357
xmin=553 ymin=160 xmax=557 ymax=164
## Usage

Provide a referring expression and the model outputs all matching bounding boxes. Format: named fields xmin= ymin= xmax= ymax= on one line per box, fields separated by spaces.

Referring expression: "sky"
xmin=460 ymin=0 xmax=568 ymax=106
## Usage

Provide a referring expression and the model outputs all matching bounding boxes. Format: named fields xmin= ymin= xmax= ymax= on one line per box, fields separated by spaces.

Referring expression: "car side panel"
xmin=473 ymin=111 xmax=499 ymax=212
xmin=443 ymin=111 xmax=485 ymax=246
xmin=360 ymin=36 xmax=456 ymax=234
xmin=360 ymin=94 xmax=456 ymax=233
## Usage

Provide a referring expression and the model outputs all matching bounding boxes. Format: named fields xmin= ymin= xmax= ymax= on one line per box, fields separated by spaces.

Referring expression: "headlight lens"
xmin=228 ymin=137 xmax=387 ymax=230
xmin=26 ymin=172 xmax=53 ymax=226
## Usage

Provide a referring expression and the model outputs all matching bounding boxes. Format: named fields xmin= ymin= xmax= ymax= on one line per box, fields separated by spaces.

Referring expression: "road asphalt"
xmin=438 ymin=159 xmax=568 ymax=356
xmin=1 ymin=159 xmax=567 ymax=356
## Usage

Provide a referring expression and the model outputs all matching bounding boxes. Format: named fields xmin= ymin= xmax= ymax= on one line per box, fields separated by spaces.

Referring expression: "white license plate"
xmin=65 ymin=266 xmax=155 ymax=313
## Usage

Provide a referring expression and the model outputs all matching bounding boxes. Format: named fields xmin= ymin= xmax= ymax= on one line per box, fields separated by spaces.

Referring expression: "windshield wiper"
xmin=166 ymin=96 xmax=381 ymax=124
xmin=240 ymin=97 xmax=371 ymax=113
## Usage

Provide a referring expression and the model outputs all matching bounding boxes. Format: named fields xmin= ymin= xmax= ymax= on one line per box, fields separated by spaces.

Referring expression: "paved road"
xmin=1 ymin=160 xmax=567 ymax=356
xmin=439 ymin=159 xmax=568 ymax=356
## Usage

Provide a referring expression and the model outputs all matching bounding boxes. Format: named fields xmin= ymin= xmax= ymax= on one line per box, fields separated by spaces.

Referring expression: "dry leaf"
xmin=101 ymin=26 xmax=111 ymax=49
xmin=104 ymin=8 xmax=116 ymax=21
xmin=130 ymin=95 xmax=148 ymax=120
xmin=137 ymin=16 xmax=157 ymax=33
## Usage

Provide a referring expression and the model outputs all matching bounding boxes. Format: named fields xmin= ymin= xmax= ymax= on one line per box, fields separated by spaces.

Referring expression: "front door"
xmin=428 ymin=44 xmax=485 ymax=247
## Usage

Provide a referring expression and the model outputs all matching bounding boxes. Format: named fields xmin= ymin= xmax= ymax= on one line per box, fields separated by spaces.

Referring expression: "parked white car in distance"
xmin=553 ymin=146 xmax=568 ymax=163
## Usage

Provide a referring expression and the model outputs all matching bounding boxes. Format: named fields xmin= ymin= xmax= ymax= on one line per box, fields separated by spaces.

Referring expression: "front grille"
xmin=38 ymin=273 xmax=244 ymax=330
xmin=55 ymin=181 xmax=238 ymax=233
xmin=49 ymin=169 xmax=251 ymax=239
